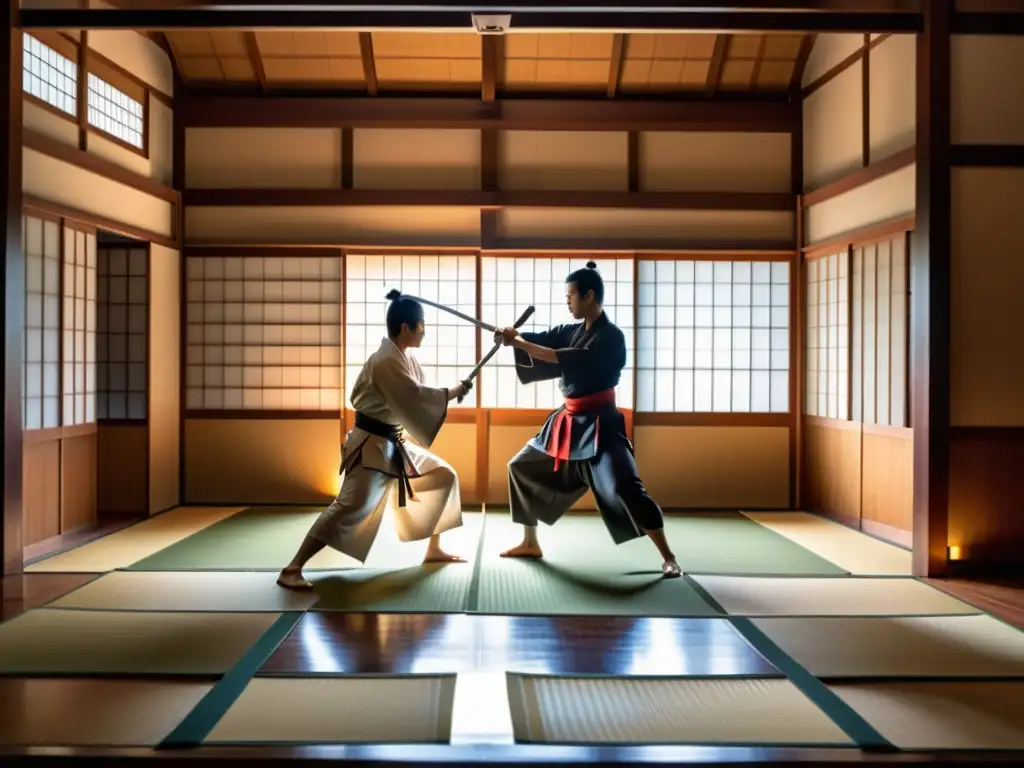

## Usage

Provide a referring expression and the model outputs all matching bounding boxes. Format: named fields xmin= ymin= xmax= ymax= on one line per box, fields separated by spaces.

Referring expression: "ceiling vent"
xmin=472 ymin=14 xmax=511 ymax=34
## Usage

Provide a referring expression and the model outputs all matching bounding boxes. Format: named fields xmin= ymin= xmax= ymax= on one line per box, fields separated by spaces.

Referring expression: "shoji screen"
xmin=23 ymin=213 xmax=62 ymax=430
xmin=62 ymin=224 xmax=97 ymax=426
xmin=638 ymin=259 xmax=789 ymax=413
xmin=185 ymin=253 xmax=343 ymax=411
xmin=479 ymin=256 xmax=634 ymax=409
xmin=805 ymin=250 xmax=849 ymax=420
xmin=97 ymin=245 xmax=148 ymax=420
xmin=345 ymin=252 xmax=478 ymax=408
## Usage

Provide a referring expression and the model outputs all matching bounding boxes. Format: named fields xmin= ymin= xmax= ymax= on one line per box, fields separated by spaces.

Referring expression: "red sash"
xmin=544 ymin=388 xmax=616 ymax=470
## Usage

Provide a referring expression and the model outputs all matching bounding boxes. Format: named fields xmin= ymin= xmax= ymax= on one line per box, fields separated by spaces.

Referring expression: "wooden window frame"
xmin=21 ymin=31 xmax=80 ymax=126
xmin=85 ymin=50 xmax=150 ymax=159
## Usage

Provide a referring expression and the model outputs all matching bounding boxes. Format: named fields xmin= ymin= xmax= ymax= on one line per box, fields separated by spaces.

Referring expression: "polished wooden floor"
xmin=2 ymin=570 xmax=1024 ymax=765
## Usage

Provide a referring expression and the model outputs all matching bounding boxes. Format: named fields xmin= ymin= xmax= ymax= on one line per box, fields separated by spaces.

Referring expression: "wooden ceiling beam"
xmin=243 ymin=31 xmax=267 ymax=90
xmin=19 ymin=5 xmax=925 ymax=34
xmin=607 ymin=33 xmax=625 ymax=99
xmin=705 ymin=34 xmax=730 ymax=97
xmin=791 ymin=33 xmax=817 ymax=92
xmin=178 ymin=94 xmax=799 ymax=132
xmin=183 ymin=188 xmax=796 ymax=212
xmin=358 ymin=32 xmax=378 ymax=96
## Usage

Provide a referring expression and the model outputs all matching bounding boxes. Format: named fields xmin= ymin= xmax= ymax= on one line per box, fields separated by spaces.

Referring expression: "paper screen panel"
xmin=345 ymin=253 xmax=477 ymax=408
xmin=637 ymin=259 xmax=789 ymax=413
xmin=805 ymin=252 xmax=848 ymax=419
xmin=185 ymin=254 xmax=343 ymax=411
xmin=62 ymin=226 xmax=97 ymax=426
xmin=22 ymin=214 xmax=62 ymax=430
xmin=480 ymin=257 xmax=634 ymax=409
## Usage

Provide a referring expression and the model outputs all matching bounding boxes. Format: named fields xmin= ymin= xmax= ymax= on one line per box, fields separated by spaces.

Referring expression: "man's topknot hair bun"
xmin=586 ymin=261 xmax=597 ymax=269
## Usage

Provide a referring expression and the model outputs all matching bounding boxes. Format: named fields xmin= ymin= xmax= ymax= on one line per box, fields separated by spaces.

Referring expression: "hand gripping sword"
xmin=457 ymin=305 xmax=535 ymax=404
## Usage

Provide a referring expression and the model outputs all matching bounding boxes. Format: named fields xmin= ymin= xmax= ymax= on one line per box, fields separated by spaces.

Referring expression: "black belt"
xmin=342 ymin=411 xmax=417 ymax=507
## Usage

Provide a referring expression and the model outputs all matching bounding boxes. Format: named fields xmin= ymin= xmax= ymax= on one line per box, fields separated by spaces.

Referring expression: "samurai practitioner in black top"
xmin=494 ymin=262 xmax=682 ymax=578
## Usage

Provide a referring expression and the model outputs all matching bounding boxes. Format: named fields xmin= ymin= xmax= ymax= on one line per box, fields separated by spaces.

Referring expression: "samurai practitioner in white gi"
xmin=277 ymin=295 xmax=473 ymax=590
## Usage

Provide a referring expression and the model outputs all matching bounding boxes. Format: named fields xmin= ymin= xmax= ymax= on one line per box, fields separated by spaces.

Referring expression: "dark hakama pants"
xmin=507 ymin=431 xmax=665 ymax=545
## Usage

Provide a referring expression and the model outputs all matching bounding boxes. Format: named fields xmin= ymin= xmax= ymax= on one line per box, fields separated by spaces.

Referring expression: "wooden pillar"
xmin=911 ymin=0 xmax=952 ymax=577
xmin=2 ymin=3 xmax=25 ymax=576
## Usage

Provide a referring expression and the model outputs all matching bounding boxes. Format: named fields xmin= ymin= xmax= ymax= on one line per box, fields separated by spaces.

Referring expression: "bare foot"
xmin=500 ymin=542 xmax=544 ymax=559
xmin=423 ymin=548 xmax=466 ymax=564
xmin=277 ymin=567 xmax=313 ymax=590
xmin=662 ymin=559 xmax=682 ymax=579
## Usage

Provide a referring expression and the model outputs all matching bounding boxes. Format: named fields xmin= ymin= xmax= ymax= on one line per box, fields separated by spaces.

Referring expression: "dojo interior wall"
xmin=948 ymin=32 xmax=1024 ymax=566
xmin=20 ymin=30 xmax=180 ymax=548
xmin=182 ymin=126 xmax=794 ymax=509
xmin=798 ymin=33 xmax=916 ymax=547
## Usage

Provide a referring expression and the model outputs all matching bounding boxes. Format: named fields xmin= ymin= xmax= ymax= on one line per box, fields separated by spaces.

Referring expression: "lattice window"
xmin=62 ymin=226 xmax=97 ymax=426
xmin=87 ymin=73 xmax=144 ymax=149
xmin=480 ymin=257 xmax=634 ymax=409
xmin=97 ymin=246 xmax=148 ymax=420
xmin=638 ymin=259 xmax=790 ymax=413
xmin=185 ymin=255 xmax=343 ymax=411
xmin=23 ymin=214 xmax=62 ymax=430
xmin=345 ymin=253 xmax=477 ymax=409
xmin=805 ymin=251 xmax=848 ymax=419
xmin=23 ymin=32 xmax=77 ymax=118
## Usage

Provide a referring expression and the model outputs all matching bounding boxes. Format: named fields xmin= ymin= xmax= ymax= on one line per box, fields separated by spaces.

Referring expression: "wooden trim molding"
xmin=802 ymin=146 xmax=915 ymax=207
xmin=22 ymin=194 xmax=178 ymax=251
xmin=633 ymin=412 xmax=789 ymax=428
xmin=182 ymin=189 xmax=795 ymax=213
xmin=953 ymin=12 xmax=1024 ymax=35
xmin=178 ymin=95 xmax=799 ymax=133
xmin=802 ymin=215 xmax=915 ymax=258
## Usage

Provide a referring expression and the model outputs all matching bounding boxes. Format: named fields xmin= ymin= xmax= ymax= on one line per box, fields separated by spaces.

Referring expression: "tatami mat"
xmin=312 ymin=563 xmax=473 ymax=613
xmin=693 ymin=575 xmax=980 ymax=617
xmin=0 ymin=678 xmax=213 ymax=746
xmin=742 ymin=511 xmax=911 ymax=576
xmin=127 ymin=507 xmax=483 ymax=572
xmin=482 ymin=510 xmax=846 ymax=576
xmin=24 ymin=507 xmax=245 ymax=573
xmin=752 ymin=614 xmax=1024 ymax=678
xmin=505 ymin=674 xmax=854 ymax=746
xmin=47 ymin=571 xmax=320 ymax=613
xmin=0 ymin=609 xmax=280 ymax=675
xmin=831 ymin=681 xmax=1024 ymax=750
xmin=205 ymin=675 xmax=456 ymax=744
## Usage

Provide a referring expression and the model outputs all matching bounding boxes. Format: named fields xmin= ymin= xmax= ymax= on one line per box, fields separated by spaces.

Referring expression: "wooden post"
xmin=2 ymin=3 xmax=25 ymax=575
xmin=911 ymin=0 xmax=952 ymax=577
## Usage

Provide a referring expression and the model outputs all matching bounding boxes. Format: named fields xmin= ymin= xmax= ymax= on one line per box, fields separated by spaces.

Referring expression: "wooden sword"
xmin=457 ymin=305 xmax=535 ymax=404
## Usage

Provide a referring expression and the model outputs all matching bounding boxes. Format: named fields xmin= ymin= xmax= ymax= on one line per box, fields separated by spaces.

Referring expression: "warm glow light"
xmin=948 ymin=545 xmax=962 ymax=561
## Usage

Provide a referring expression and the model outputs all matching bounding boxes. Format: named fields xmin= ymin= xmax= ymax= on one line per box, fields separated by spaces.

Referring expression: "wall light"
xmin=948 ymin=545 xmax=962 ymax=561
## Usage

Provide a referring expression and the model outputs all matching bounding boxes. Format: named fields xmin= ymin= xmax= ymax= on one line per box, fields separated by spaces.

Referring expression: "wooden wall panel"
xmin=640 ymin=132 xmax=791 ymax=193
xmin=149 ymin=244 xmax=180 ymax=514
xmin=355 ymin=128 xmax=481 ymax=190
xmin=97 ymin=424 xmax=146 ymax=515
xmin=185 ymin=128 xmax=345 ymax=189
xmin=499 ymin=131 xmax=627 ymax=191
xmin=951 ymin=35 xmax=1024 ymax=144
xmin=803 ymin=66 xmax=863 ymax=190
xmin=61 ymin=431 xmax=97 ymax=530
xmin=22 ymin=101 xmax=79 ymax=147
xmin=802 ymin=33 xmax=863 ymax=87
xmin=950 ymin=167 xmax=1024 ymax=427
xmin=184 ymin=205 xmax=481 ymax=247
xmin=868 ymin=34 xmax=916 ymax=164
xmin=23 ymin=149 xmax=175 ymax=239
xmin=804 ymin=164 xmax=915 ymax=245
xmin=801 ymin=418 xmax=861 ymax=525
xmin=861 ymin=426 xmax=913 ymax=540
xmin=22 ymin=439 xmax=60 ymax=546
xmin=497 ymin=208 xmax=793 ymax=246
